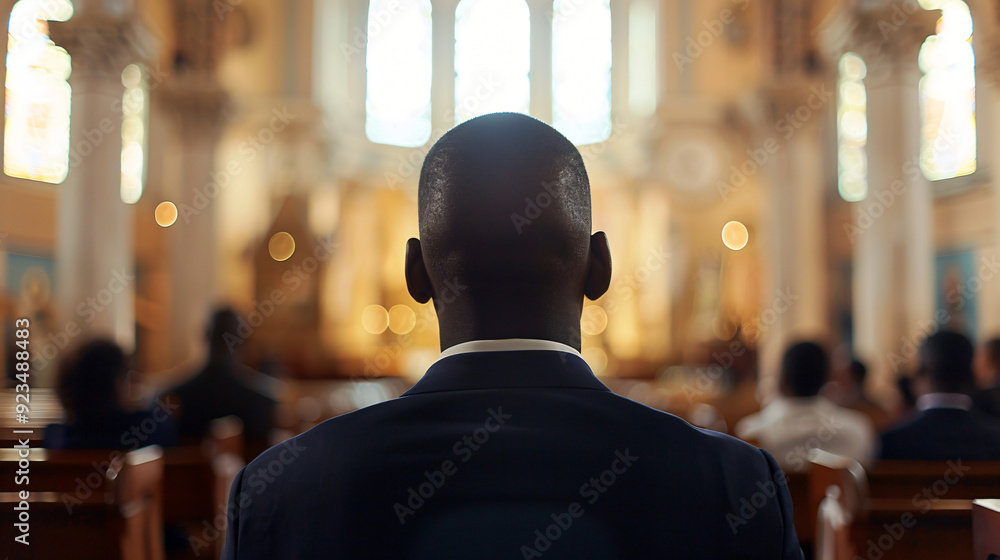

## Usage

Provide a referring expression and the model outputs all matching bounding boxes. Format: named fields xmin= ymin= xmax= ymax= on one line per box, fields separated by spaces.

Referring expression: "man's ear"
xmin=405 ymin=238 xmax=434 ymax=304
xmin=584 ymin=231 xmax=612 ymax=301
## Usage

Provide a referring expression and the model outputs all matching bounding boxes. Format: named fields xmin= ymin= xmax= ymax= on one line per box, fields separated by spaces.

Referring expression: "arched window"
xmin=4 ymin=0 xmax=73 ymax=184
xmin=552 ymin=0 xmax=612 ymax=145
xmin=120 ymin=64 xmax=147 ymax=204
xmin=365 ymin=0 xmax=433 ymax=147
xmin=918 ymin=0 xmax=976 ymax=181
xmin=837 ymin=52 xmax=867 ymax=202
xmin=454 ymin=0 xmax=530 ymax=124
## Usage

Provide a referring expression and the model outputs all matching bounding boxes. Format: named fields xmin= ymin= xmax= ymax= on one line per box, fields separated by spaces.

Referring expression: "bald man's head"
xmin=405 ymin=113 xmax=611 ymax=348
xmin=418 ymin=113 xmax=592 ymax=293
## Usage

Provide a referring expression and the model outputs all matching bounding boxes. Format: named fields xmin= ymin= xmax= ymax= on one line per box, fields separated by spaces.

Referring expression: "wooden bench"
xmin=804 ymin=453 xmax=1000 ymax=560
xmin=0 ymin=445 xmax=165 ymax=560
xmin=164 ymin=416 xmax=245 ymax=560
xmin=973 ymin=499 xmax=1000 ymax=560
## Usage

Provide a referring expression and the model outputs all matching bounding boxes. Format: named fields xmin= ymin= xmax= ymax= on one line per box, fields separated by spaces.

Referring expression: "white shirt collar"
xmin=437 ymin=338 xmax=582 ymax=361
xmin=917 ymin=393 xmax=973 ymax=411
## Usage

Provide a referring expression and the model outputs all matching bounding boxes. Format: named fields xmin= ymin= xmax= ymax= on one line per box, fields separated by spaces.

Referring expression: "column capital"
xmin=49 ymin=15 xmax=149 ymax=81
xmin=818 ymin=4 xmax=937 ymax=84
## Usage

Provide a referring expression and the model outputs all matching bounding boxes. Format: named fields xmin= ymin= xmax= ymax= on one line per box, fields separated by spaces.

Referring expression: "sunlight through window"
xmin=918 ymin=0 xmax=976 ymax=181
xmin=365 ymin=0 xmax=433 ymax=147
xmin=454 ymin=0 xmax=530 ymax=124
xmin=552 ymin=0 xmax=612 ymax=145
xmin=837 ymin=52 xmax=868 ymax=202
xmin=4 ymin=0 xmax=74 ymax=184
xmin=628 ymin=0 xmax=657 ymax=119
xmin=120 ymin=64 xmax=147 ymax=204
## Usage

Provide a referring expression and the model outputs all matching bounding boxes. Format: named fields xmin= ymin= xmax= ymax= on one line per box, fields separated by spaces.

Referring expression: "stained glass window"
xmin=918 ymin=0 xmax=976 ymax=181
xmin=838 ymin=52 xmax=867 ymax=202
xmin=4 ymin=0 xmax=73 ymax=184
xmin=120 ymin=64 xmax=147 ymax=204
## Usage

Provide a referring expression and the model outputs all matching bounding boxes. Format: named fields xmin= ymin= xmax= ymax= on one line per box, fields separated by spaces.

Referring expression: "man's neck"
xmin=435 ymin=301 xmax=583 ymax=353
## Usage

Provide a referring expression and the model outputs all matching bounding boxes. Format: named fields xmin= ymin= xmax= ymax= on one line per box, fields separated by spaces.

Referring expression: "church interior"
xmin=2 ymin=0 xmax=1000 ymax=558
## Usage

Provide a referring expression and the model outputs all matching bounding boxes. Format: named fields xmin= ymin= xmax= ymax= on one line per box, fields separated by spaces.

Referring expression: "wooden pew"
xmin=859 ymin=461 xmax=1000 ymax=560
xmin=973 ymin=499 xmax=1000 ymax=560
xmin=0 ymin=445 xmax=164 ymax=560
xmin=784 ymin=471 xmax=813 ymax=549
xmin=164 ymin=416 xmax=246 ymax=560
xmin=808 ymin=449 xmax=867 ymax=560
xmin=802 ymin=456 xmax=1000 ymax=560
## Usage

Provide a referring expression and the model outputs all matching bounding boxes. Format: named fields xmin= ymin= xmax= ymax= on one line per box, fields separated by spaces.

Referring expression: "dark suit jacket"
xmin=879 ymin=407 xmax=1000 ymax=460
xmin=973 ymin=386 xmax=1000 ymax=419
xmin=222 ymin=351 xmax=801 ymax=559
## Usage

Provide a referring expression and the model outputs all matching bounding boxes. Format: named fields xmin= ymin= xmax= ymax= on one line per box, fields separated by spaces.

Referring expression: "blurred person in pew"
xmin=223 ymin=113 xmax=802 ymax=560
xmin=972 ymin=337 xmax=1000 ymax=418
xmin=736 ymin=342 xmax=876 ymax=470
xmin=832 ymin=357 xmax=892 ymax=431
xmin=44 ymin=339 xmax=179 ymax=449
xmin=162 ymin=308 xmax=279 ymax=458
xmin=879 ymin=331 xmax=1000 ymax=460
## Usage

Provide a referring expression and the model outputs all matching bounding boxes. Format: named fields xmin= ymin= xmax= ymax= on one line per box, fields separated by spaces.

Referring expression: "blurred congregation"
xmin=2 ymin=0 xmax=1000 ymax=558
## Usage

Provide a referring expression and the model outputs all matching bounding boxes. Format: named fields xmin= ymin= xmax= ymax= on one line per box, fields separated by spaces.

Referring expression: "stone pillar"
xmin=51 ymin=11 xmax=142 ymax=354
xmin=756 ymin=86 xmax=830 ymax=388
xmin=157 ymin=87 xmax=228 ymax=365
xmin=846 ymin=11 xmax=936 ymax=398
xmin=431 ymin=0 xmax=459 ymax=135
xmin=527 ymin=0 xmax=553 ymax=122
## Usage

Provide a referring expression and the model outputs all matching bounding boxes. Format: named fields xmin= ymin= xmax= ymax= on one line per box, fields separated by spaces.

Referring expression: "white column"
xmin=853 ymin=57 xmax=934 ymax=397
xmin=52 ymin=14 xmax=138 ymax=353
xmin=757 ymin=88 xmax=830 ymax=387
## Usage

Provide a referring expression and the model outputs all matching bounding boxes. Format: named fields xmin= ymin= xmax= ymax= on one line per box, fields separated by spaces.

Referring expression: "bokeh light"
xmin=268 ymin=232 xmax=296 ymax=262
xmin=388 ymin=304 xmax=417 ymax=334
xmin=362 ymin=304 xmax=390 ymax=334
xmin=581 ymin=305 xmax=608 ymax=336
xmin=721 ymin=221 xmax=749 ymax=251
xmin=155 ymin=201 xmax=178 ymax=227
xmin=582 ymin=347 xmax=609 ymax=375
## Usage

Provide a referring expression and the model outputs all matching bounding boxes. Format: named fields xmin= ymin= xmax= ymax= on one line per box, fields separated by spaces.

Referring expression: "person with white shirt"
xmin=879 ymin=330 xmax=1000 ymax=460
xmin=222 ymin=113 xmax=802 ymax=559
xmin=736 ymin=342 xmax=876 ymax=471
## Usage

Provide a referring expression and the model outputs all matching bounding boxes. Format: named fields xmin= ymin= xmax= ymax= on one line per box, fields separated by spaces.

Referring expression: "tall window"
xmin=454 ymin=0 xmax=530 ymax=124
xmin=120 ymin=64 xmax=147 ymax=204
xmin=552 ymin=0 xmax=612 ymax=145
xmin=918 ymin=0 xmax=976 ymax=181
xmin=365 ymin=0 xmax=433 ymax=147
xmin=4 ymin=0 xmax=73 ymax=184
xmin=837 ymin=52 xmax=868 ymax=202
xmin=628 ymin=0 xmax=657 ymax=119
